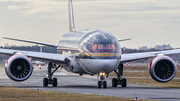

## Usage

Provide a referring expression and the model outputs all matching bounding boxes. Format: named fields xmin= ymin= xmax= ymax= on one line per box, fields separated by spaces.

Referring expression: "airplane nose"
xmin=97 ymin=59 xmax=119 ymax=73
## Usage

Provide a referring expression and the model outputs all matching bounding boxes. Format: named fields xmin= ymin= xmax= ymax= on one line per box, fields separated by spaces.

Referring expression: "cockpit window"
xmin=92 ymin=44 xmax=98 ymax=50
xmin=92 ymin=44 xmax=116 ymax=50
xmin=106 ymin=44 xmax=113 ymax=49
xmin=113 ymin=45 xmax=116 ymax=50
xmin=98 ymin=44 xmax=105 ymax=50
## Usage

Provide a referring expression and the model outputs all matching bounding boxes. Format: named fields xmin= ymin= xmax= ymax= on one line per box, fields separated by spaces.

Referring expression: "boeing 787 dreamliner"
xmin=0 ymin=0 xmax=179 ymax=88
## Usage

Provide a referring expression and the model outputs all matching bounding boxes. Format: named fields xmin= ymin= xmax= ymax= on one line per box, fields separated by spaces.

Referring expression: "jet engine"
xmin=5 ymin=54 xmax=33 ymax=81
xmin=149 ymin=55 xmax=177 ymax=82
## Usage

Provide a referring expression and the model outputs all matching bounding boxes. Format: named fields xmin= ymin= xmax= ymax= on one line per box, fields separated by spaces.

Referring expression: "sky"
xmin=0 ymin=0 xmax=180 ymax=49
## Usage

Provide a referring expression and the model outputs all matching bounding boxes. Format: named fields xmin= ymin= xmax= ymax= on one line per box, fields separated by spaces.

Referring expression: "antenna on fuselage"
xmin=40 ymin=46 xmax=42 ymax=53
xmin=68 ymin=0 xmax=75 ymax=31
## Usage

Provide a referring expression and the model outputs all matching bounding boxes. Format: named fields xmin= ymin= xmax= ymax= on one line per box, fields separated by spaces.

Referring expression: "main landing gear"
xmin=112 ymin=64 xmax=127 ymax=87
xmin=97 ymin=73 xmax=107 ymax=88
xmin=43 ymin=62 xmax=61 ymax=87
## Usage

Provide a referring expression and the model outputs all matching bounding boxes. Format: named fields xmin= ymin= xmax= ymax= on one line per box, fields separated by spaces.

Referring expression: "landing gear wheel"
xmin=121 ymin=78 xmax=127 ymax=87
xmin=103 ymin=81 xmax=107 ymax=88
xmin=112 ymin=78 xmax=117 ymax=87
xmin=97 ymin=81 xmax=101 ymax=88
xmin=43 ymin=78 xmax=48 ymax=87
xmin=52 ymin=78 xmax=57 ymax=87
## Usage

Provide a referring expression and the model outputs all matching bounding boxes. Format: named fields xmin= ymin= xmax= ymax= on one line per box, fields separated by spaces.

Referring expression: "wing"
xmin=2 ymin=37 xmax=58 ymax=47
xmin=121 ymin=49 xmax=180 ymax=63
xmin=0 ymin=48 xmax=69 ymax=64
xmin=2 ymin=37 xmax=78 ymax=50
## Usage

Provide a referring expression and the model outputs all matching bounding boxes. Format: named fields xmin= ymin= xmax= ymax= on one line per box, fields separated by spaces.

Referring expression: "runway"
xmin=0 ymin=65 xmax=180 ymax=101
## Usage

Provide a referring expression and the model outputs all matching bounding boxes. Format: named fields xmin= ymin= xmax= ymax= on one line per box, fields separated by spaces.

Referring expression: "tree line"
xmin=0 ymin=45 xmax=56 ymax=61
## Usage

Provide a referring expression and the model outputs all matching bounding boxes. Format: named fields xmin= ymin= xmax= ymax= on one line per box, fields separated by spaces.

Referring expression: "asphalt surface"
xmin=0 ymin=65 xmax=180 ymax=101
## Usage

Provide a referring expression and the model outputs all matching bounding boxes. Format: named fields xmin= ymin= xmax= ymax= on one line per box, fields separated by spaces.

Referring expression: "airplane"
xmin=0 ymin=0 xmax=179 ymax=88
xmin=33 ymin=46 xmax=47 ymax=68
xmin=32 ymin=60 xmax=46 ymax=69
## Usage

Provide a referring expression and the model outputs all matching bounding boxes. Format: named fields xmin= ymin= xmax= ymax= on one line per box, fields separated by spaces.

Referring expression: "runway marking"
xmin=37 ymin=69 xmax=41 ymax=76
xmin=41 ymin=70 xmax=46 ymax=76
xmin=41 ymin=70 xmax=45 ymax=76
xmin=33 ymin=70 xmax=37 ymax=76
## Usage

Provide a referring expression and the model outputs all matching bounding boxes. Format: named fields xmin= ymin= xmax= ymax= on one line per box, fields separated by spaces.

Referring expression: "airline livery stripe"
xmin=82 ymin=52 xmax=120 ymax=57
xmin=57 ymin=49 xmax=79 ymax=51
xmin=83 ymin=50 xmax=120 ymax=52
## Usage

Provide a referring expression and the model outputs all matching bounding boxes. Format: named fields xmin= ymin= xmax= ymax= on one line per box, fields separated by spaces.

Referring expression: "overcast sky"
xmin=0 ymin=0 xmax=180 ymax=49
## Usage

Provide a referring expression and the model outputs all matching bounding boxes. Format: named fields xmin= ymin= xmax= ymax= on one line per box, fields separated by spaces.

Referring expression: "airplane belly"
xmin=79 ymin=59 xmax=98 ymax=74
xmin=79 ymin=59 xmax=119 ymax=74
xmin=97 ymin=59 xmax=119 ymax=73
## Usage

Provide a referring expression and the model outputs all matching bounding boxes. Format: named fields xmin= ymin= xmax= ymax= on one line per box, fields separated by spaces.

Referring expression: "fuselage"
xmin=57 ymin=30 xmax=121 ymax=74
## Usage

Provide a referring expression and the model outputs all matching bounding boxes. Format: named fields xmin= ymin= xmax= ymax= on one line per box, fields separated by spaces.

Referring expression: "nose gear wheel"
xmin=97 ymin=74 xmax=107 ymax=88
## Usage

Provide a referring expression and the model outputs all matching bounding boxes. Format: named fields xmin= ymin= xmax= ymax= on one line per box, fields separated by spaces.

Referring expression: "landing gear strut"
xmin=43 ymin=62 xmax=61 ymax=87
xmin=112 ymin=64 xmax=127 ymax=87
xmin=97 ymin=73 xmax=107 ymax=88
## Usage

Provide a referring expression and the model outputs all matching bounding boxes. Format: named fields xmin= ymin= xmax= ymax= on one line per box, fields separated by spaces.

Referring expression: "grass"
xmin=110 ymin=63 xmax=180 ymax=88
xmin=127 ymin=78 xmax=180 ymax=88
xmin=0 ymin=86 xmax=158 ymax=101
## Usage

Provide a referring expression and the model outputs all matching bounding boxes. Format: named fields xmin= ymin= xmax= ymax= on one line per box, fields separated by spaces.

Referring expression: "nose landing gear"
xmin=97 ymin=73 xmax=107 ymax=88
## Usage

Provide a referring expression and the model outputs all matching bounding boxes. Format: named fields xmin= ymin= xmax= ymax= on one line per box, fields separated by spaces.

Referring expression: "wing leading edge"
xmin=121 ymin=49 xmax=180 ymax=63
xmin=2 ymin=37 xmax=79 ymax=50
xmin=2 ymin=37 xmax=58 ymax=47
xmin=0 ymin=48 xmax=69 ymax=64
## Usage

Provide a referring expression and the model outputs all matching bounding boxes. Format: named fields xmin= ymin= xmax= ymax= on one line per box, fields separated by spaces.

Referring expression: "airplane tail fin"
xmin=68 ymin=0 xmax=75 ymax=31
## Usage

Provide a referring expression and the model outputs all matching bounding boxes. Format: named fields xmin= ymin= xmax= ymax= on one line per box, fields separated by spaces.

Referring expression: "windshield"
xmin=92 ymin=44 xmax=116 ymax=50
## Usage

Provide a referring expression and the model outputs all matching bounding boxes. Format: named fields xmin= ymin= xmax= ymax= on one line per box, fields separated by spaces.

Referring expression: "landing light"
xmin=99 ymin=72 xmax=105 ymax=76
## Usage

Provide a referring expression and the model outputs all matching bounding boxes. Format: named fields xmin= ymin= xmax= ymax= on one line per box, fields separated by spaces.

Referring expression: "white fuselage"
xmin=57 ymin=30 xmax=121 ymax=74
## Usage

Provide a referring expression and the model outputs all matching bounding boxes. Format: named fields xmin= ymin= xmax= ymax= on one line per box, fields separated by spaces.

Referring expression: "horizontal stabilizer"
xmin=118 ymin=38 xmax=131 ymax=42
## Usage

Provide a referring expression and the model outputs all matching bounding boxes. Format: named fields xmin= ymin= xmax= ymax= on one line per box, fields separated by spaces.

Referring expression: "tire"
xmin=43 ymin=78 xmax=48 ymax=87
xmin=97 ymin=81 xmax=101 ymax=88
xmin=121 ymin=78 xmax=127 ymax=87
xmin=103 ymin=81 xmax=107 ymax=88
xmin=53 ymin=78 xmax=57 ymax=87
xmin=112 ymin=78 xmax=117 ymax=87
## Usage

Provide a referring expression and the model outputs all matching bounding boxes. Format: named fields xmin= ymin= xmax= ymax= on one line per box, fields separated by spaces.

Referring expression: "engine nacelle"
xmin=5 ymin=54 xmax=33 ymax=81
xmin=149 ymin=55 xmax=177 ymax=82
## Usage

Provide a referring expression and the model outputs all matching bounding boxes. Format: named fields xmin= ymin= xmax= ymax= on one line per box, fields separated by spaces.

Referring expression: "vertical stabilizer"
xmin=68 ymin=0 xmax=75 ymax=31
